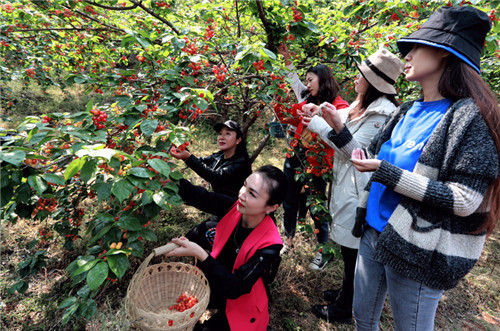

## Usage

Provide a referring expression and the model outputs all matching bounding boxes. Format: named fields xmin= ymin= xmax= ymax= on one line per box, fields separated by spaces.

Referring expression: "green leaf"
xmin=64 ymin=157 xmax=85 ymax=181
xmin=86 ymin=261 xmax=108 ymax=290
xmin=163 ymin=181 xmax=179 ymax=194
xmin=74 ymin=76 xmax=87 ymax=84
xmin=169 ymin=171 xmax=183 ymax=180
xmin=107 ymin=254 xmax=130 ymax=280
xmin=262 ymin=48 xmax=277 ymax=60
xmin=78 ymin=298 xmax=97 ymax=318
xmin=28 ymin=175 xmax=48 ymax=195
xmin=111 ymin=179 xmax=135 ymax=203
xmin=140 ymin=228 xmax=157 ymax=242
xmin=77 ymin=285 xmax=91 ymax=299
xmin=8 ymin=281 xmax=28 ymax=295
xmin=116 ymin=216 xmax=143 ymax=231
xmin=61 ymin=302 xmax=79 ymax=325
xmin=80 ymin=159 xmax=97 ymax=183
xmin=86 ymin=99 xmax=93 ymax=113
xmin=43 ymin=173 xmax=65 ymax=186
xmin=59 ymin=297 xmax=78 ymax=309
xmin=96 ymin=213 xmax=115 ymax=223
xmin=72 ymin=259 xmax=99 ymax=277
xmin=0 ymin=150 xmax=26 ymax=167
xmin=147 ymin=158 xmax=171 ymax=177
xmin=140 ymin=119 xmax=159 ymax=137
xmin=153 ymin=191 xmax=169 ymax=209
xmin=93 ymin=181 xmax=112 ymax=201
xmin=128 ymin=167 xmax=153 ymax=178
xmin=128 ymin=240 xmax=144 ymax=257
xmin=89 ymin=223 xmax=113 ymax=244
xmin=1 ymin=185 xmax=13 ymax=207
xmin=29 ymin=131 xmax=50 ymax=145
xmin=142 ymin=190 xmax=154 ymax=204
xmin=194 ymin=97 xmax=209 ymax=111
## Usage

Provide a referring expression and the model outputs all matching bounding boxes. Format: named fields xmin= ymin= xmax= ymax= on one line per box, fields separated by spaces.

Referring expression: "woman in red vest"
xmin=165 ymin=165 xmax=288 ymax=331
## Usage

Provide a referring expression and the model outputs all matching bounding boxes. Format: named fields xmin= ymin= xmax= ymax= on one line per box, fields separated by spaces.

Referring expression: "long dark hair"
xmin=234 ymin=129 xmax=250 ymax=160
xmin=300 ymin=64 xmax=340 ymax=105
xmin=255 ymin=165 xmax=288 ymax=206
xmin=359 ymin=83 xmax=399 ymax=110
xmin=439 ymin=55 xmax=500 ymax=235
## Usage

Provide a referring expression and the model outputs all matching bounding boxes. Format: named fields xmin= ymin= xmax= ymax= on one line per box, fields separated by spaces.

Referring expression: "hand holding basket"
xmin=125 ymin=243 xmax=210 ymax=331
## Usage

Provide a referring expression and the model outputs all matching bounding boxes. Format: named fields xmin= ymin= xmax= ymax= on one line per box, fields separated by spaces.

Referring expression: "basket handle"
xmin=153 ymin=242 xmax=180 ymax=256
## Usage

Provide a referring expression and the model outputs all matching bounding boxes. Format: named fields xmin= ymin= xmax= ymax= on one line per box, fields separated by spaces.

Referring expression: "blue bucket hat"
xmin=397 ymin=6 xmax=492 ymax=74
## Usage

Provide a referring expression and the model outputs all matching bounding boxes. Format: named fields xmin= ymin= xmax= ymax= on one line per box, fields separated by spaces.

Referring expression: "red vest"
xmin=211 ymin=205 xmax=283 ymax=331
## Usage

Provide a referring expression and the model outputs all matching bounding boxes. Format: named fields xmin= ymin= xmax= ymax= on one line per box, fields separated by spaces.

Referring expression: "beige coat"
xmin=308 ymin=96 xmax=396 ymax=249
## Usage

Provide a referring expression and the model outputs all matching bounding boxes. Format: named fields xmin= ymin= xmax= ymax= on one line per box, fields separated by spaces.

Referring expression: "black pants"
xmin=336 ymin=245 xmax=358 ymax=311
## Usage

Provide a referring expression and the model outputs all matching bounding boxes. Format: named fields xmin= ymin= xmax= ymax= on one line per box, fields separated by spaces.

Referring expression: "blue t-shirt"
xmin=366 ymin=98 xmax=452 ymax=232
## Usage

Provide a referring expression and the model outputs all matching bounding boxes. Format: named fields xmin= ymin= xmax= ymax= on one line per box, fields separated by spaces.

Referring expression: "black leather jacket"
xmin=184 ymin=151 xmax=252 ymax=197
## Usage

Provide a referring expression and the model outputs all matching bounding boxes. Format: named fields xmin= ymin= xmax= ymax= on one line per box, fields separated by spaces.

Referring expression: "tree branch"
xmin=255 ymin=0 xmax=275 ymax=51
xmin=358 ymin=22 xmax=377 ymax=34
xmin=235 ymin=0 xmax=241 ymax=38
xmin=250 ymin=133 xmax=270 ymax=164
xmin=12 ymin=27 xmax=111 ymax=33
xmin=62 ymin=5 xmax=125 ymax=33
xmin=83 ymin=0 xmax=139 ymax=11
xmin=214 ymin=74 xmax=262 ymax=96
xmin=129 ymin=0 xmax=180 ymax=35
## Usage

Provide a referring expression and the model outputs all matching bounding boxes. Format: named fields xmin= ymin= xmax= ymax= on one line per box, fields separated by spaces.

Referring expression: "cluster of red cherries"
xmin=91 ymin=108 xmax=107 ymax=129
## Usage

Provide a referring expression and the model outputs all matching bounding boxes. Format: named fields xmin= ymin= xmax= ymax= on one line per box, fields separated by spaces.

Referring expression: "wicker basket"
xmin=268 ymin=121 xmax=287 ymax=139
xmin=125 ymin=243 xmax=211 ymax=331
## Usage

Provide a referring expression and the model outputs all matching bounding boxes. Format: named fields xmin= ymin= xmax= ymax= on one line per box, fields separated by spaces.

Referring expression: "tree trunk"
xmin=250 ymin=133 xmax=270 ymax=164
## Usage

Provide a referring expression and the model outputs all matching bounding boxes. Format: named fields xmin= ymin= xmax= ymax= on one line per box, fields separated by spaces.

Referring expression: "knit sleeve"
xmin=370 ymin=114 xmax=499 ymax=216
xmin=326 ymin=113 xmax=390 ymax=159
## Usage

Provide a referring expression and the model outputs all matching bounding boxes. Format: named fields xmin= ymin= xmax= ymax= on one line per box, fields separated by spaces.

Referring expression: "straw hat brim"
xmin=356 ymin=61 xmax=397 ymax=95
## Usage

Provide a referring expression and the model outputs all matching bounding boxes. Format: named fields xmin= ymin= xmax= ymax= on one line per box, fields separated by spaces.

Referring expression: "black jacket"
xmin=184 ymin=151 xmax=252 ymax=197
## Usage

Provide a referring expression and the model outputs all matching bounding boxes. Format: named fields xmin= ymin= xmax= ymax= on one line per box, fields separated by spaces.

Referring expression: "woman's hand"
xmin=169 ymin=147 xmax=191 ymax=160
xmin=298 ymin=103 xmax=318 ymax=117
xmin=298 ymin=103 xmax=318 ymax=127
xmin=278 ymin=42 xmax=291 ymax=66
xmin=319 ymin=102 xmax=343 ymax=133
xmin=301 ymin=115 xmax=312 ymax=127
xmin=164 ymin=237 xmax=209 ymax=262
xmin=350 ymin=148 xmax=381 ymax=172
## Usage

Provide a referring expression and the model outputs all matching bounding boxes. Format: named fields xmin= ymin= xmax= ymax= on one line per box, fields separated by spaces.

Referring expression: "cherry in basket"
xmin=169 ymin=292 xmax=198 ymax=313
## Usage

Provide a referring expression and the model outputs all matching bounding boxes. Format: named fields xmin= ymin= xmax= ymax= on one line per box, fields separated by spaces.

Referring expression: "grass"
xmin=0 ymin=80 xmax=113 ymax=129
xmin=1 ymin=86 xmax=499 ymax=330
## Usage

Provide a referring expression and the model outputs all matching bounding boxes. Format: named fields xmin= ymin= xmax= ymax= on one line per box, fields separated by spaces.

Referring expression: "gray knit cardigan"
xmin=334 ymin=98 xmax=498 ymax=290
